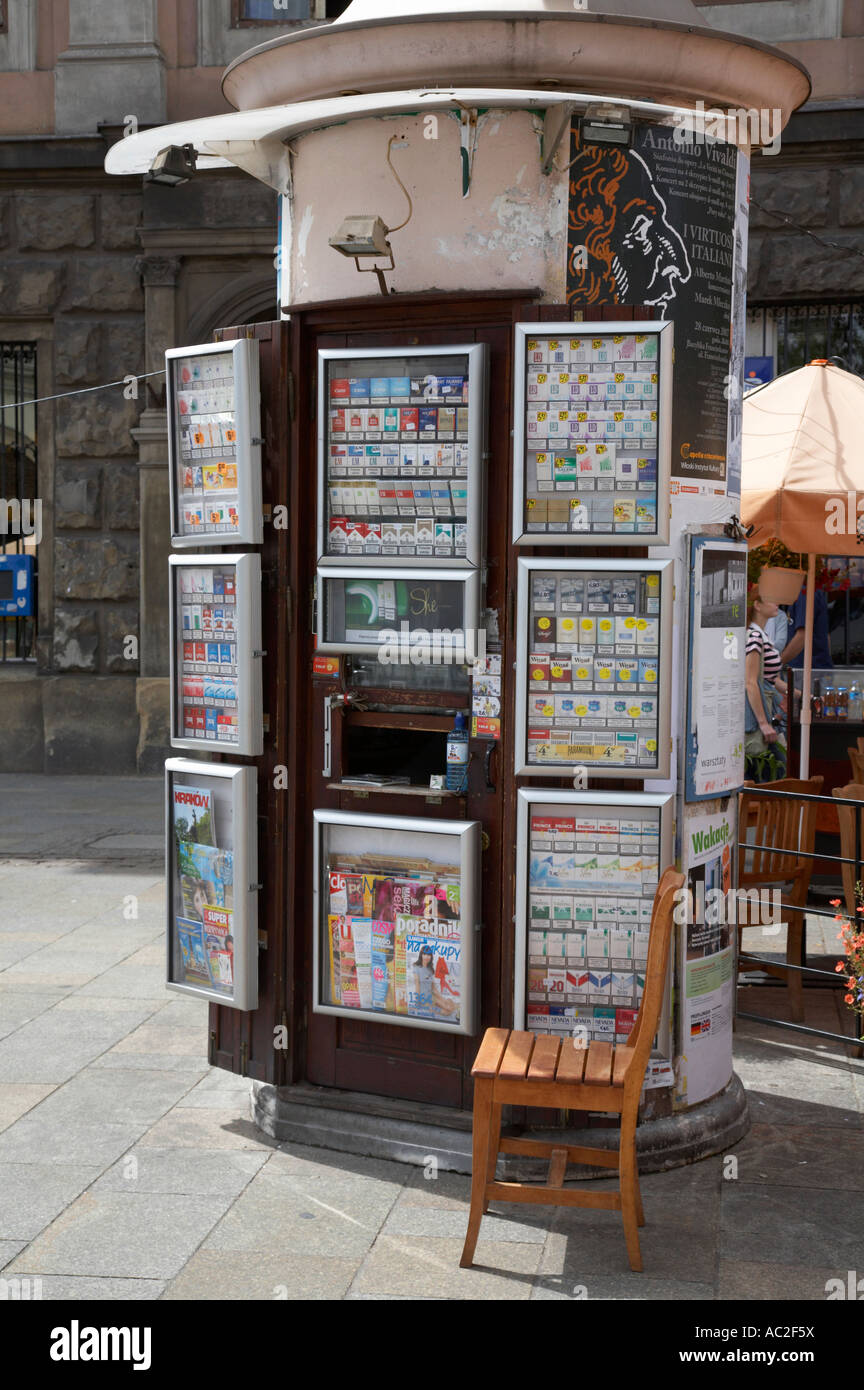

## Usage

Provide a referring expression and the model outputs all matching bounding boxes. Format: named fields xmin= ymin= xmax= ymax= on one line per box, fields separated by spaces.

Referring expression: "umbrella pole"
xmin=799 ymin=554 xmax=816 ymax=779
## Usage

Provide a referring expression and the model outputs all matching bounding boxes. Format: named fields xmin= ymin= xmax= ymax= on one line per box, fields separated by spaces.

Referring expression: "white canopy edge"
xmin=105 ymin=86 xmax=713 ymax=193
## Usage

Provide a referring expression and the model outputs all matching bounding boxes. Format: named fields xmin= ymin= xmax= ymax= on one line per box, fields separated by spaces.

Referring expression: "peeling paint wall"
xmin=284 ymin=109 xmax=569 ymax=306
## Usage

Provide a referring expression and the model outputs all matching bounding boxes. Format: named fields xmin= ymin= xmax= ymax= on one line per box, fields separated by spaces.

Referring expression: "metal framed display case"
xmin=315 ymin=564 xmax=481 ymax=661
xmin=166 ymin=338 xmax=263 ymax=547
xmin=514 ymin=557 xmax=674 ymax=779
xmin=512 ymin=321 xmax=673 ymax=546
xmin=317 ymin=345 xmax=487 ymax=568
xmin=313 ymin=809 xmax=480 ymax=1035
xmin=165 ymin=759 xmax=258 ymax=1010
xmin=514 ymin=789 xmax=674 ymax=1046
xmin=169 ymin=553 xmax=263 ymax=756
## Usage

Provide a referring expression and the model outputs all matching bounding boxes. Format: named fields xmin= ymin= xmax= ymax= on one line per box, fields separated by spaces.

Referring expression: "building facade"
xmin=0 ymin=0 xmax=861 ymax=773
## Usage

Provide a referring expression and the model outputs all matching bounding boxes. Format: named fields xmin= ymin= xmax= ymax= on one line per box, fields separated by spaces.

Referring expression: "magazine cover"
xmin=176 ymin=917 xmax=212 ymax=988
xmin=178 ymin=842 xmax=234 ymax=916
xmin=202 ymin=904 xmax=234 ymax=996
xmin=401 ymin=922 xmax=462 ymax=1023
xmin=172 ymin=783 xmax=216 ymax=847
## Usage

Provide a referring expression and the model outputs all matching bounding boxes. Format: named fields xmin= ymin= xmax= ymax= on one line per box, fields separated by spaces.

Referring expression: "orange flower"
xmin=845 ymin=994 xmax=855 ymax=1005
xmin=830 ymin=899 xmax=842 ymax=907
xmin=836 ymin=961 xmax=846 ymax=972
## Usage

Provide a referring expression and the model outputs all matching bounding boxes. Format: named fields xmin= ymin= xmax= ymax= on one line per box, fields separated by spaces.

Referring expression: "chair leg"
xmin=482 ymin=1103 xmax=502 ymax=1214
xmin=786 ymin=910 xmax=804 ymax=1024
xmin=634 ymin=1169 xmax=645 ymax=1228
xmin=619 ymin=1111 xmax=642 ymax=1273
xmin=460 ymin=1078 xmax=493 ymax=1269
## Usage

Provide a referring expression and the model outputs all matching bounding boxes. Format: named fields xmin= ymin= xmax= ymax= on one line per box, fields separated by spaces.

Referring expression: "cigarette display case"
xmin=313 ymin=809 xmax=480 ymax=1034
xmin=165 ymin=759 xmax=258 ymax=1010
xmin=315 ymin=564 xmax=481 ymax=661
xmin=514 ymin=557 xmax=673 ymax=779
xmin=169 ymin=553 xmax=263 ymax=756
xmin=512 ymin=321 xmax=672 ymax=546
xmin=317 ymin=345 xmax=487 ymax=568
xmin=514 ymin=789 xmax=674 ymax=1044
xmin=166 ymin=338 xmax=262 ymax=547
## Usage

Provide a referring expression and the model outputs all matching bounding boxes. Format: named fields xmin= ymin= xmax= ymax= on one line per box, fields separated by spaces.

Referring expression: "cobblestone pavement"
xmin=1 ymin=776 xmax=862 ymax=1301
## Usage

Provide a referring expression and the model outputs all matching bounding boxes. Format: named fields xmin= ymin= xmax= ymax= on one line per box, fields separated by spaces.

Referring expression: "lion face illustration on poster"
xmin=567 ymin=137 xmax=692 ymax=315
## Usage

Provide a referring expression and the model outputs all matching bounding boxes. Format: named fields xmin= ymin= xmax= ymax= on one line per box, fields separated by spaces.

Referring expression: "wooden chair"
xmin=737 ymin=775 xmax=823 ymax=1023
xmin=460 ymin=867 xmax=685 ymax=1275
xmin=848 ymin=748 xmax=864 ymax=783
xmin=857 ymin=737 xmax=864 ymax=757
xmin=832 ymin=782 xmax=864 ymax=916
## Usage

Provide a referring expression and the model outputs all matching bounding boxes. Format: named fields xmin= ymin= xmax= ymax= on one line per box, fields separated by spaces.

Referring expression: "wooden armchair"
xmin=460 ymin=867 xmax=685 ymax=1275
xmin=737 ymin=775 xmax=823 ymax=1022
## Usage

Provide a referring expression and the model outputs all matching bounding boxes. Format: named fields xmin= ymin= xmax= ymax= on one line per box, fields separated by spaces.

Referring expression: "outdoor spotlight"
xmin=580 ymin=103 xmax=632 ymax=147
xmin=329 ymin=215 xmax=394 ymax=294
xmin=146 ymin=144 xmax=198 ymax=187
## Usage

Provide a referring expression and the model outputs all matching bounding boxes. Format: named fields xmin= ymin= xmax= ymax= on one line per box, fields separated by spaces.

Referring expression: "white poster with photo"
xmin=685 ymin=537 xmax=747 ymax=801
xmin=678 ymin=800 xmax=735 ymax=1106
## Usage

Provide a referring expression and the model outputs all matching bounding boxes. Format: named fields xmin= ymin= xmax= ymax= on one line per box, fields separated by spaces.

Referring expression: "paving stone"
xmin=349 ymin=1234 xmax=541 ymax=1299
xmin=0 ymin=1083 xmax=56 ymax=1132
xmin=4 ymin=1274 xmax=165 ymax=1301
xmin=93 ymin=1147 xmax=267 ymax=1197
xmin=536 ymin=1204 xmax=719 ymax=1282
xmin=717 ymin=1259 xmax=844 ymax=1301
xmin=382 ymin=1204 xmax=546 ymax=1243
xmin=400 ymin=1167 xmax=474 ymax=1210
xmin=137 ymin=1107 xmax=280 ymax=1152
xmin=0 ymin=1012 xmax=148 ymax=1083
xmin=201 ymin=1166 xmax=402 ymax=1258
xmin=727 ymin=1123 xmax=864 ymax=1190
xmin=112 ymin=1024 xmax=207 ymax=1058
xmin=28 ymin=1068 xmax=198 ymax=1129
xmin=76 ymin=964 xmax=168 ymax=999
xmin=721 ymin=1182 xmax=864 ymax=1267
xmin=88 ymin=1053 xmax=209 ymax=1075
xmin=530 ymin=1273 xmax=714 ymax=1300
xmin=162 ymin=1251 xmax=360 ymax=1301
xmin=0 ymin=1241 xmax=27 ymax=1270
xmin=0 ymin=1162 xmax=102 ymax=1240
xmin=0 ymin=1114 xmax=143 ymax=1167
xmin=177 ymin=1070 xmax=253 ymax=1108
xmin=7 ymin=1191 xmax=232 ymax=1279
xmin=0 ymin=992 xmax=66 ymax=1040
xmin=269 ymin=1144 xmax=413 ymax=1188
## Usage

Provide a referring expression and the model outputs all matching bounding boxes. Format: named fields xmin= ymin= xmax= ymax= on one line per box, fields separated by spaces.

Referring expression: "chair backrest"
xmin=848 ymin=748 xmax=864 ymax=783
xmin=832 ymin=781 xmax=864 ymax=916
xmin=738 ymin=776 xmax=824 ymax=886
xmin=858 ymin=737 xmax=864 ymax=757
xmin=626 ymin=868 xmax=685 ymax=1076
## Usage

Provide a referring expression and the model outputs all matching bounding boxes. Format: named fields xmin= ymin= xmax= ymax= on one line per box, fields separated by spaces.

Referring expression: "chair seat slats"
xmin=526 ymin=1035 xmax=561 ymax=1082
xmin=583 ymin=1040 xmax=614 ymax=1086
xmin=470 ymin=1027 xmax=511 ymax=1078
xmin=498 ymin=1030 xmax=536 ymax=1081
xmin=554 ymin=1039 xmax=589 ymax=1083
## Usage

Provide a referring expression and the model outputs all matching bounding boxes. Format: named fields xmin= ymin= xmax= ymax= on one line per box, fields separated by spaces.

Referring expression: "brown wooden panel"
xmin=612 ymin=1046 xmax=633 ymax=1087
xmin=333 ymin=1048 xmax=463 ymax=1108
xmin=584 ymin=1041 xmax=614 ymax=1086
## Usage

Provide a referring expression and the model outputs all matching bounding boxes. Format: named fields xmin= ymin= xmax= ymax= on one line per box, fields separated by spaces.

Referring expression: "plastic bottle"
xmin=446 ymin=713 xmax=470 ymax=794
xmin=837 ymin=686 xmax=849 ymax=720
xmin=849 ymin=682 xmax=862 ymax=721
xmin=810 ymin=680 xmax=823 ymax=719
xmin=825 ymin=684 xmax=836 ymax=717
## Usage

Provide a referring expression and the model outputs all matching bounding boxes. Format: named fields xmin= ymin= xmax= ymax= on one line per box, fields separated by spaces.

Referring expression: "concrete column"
xmin=55 ymin=0 xmax=165 ymax=135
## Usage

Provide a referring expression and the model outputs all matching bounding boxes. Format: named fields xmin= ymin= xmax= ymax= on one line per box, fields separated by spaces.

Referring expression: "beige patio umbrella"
xmin=741 ymin=360 xmax=864 ymax=777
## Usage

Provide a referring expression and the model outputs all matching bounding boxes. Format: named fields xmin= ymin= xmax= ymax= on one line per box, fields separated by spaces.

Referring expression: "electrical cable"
xmin=0 ymin=369 xmax=166 ymax=411
xmin=384 ymin=134 xmax=413 ymax=234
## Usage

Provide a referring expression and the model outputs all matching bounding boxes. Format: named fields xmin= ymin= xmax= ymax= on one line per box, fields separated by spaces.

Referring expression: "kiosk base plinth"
xmin=251 ymin=1072 xmax=749 ymax=1177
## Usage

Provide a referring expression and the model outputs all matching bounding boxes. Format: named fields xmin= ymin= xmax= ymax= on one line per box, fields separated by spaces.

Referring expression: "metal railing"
xmin=737 ymin=785 xmax=862 ymax=1048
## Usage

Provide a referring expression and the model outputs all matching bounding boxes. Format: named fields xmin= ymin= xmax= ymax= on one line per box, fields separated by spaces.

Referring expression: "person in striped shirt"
xmin=745 ymin=591 xmax=788 ymax=781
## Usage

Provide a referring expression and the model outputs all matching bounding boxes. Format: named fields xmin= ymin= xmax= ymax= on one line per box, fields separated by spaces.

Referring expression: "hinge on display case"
xmin=508 ymin=587 xmax=516 ymax=640
xmin=209 ymin=1030 xmax=217 ymax=1065
xmin=240 ymin=1041 xmax=249 ymax=1077
xmin=309 ymin=581 xmax=317 ymax=635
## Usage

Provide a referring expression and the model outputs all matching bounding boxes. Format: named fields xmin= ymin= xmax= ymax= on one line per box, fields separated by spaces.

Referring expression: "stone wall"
xmin=748 ymin=155 xmax=864 ymax=301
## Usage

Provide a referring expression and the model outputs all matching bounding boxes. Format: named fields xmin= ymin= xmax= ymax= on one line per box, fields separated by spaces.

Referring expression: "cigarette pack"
xmin=419 ymin=407 xmax=437 ymax=434
xmin=366 ymin=407 xmax=383 ymax=434
xmin=389 ymin=376 xmax=410 ymax=399
xmin=434 ymin=522 xmax=453 ymax=552
xmin=534 ymin=614 xmax=556 ymax=645
xmin=456 ymin=407 xmax=469 ymax=437
xmin=527 ymin=371 xmax=549 ymax=401
xmin=396 ymin=484 xmax=416 ymax=515
xmin=613 ymin=499 xmax=636 ymax=528
xmin=556 ymin=615 xmax=581 ymax=644
xmin=349 ymin=378 xmax=371 ymax=402
xmin=525 ymin=497 xmax=548 ymax=531
xmin=383 ymin=408 xmax=400 ymax=434
xmin=400 ymin=408 xmax=419 ymax=434
xmin=596 ymin=616 xmax=615 ymax=647
xmin=330 ymin=408 xmax=347 ymax=437
xmin=412 ymin=479 xmax=433 ymax=514
xmin=526 ymin=338 xmax=549 ymax=365
xmin=454 ymin=523 xmax=467 ymax=554
xmin=330 ymin=377 xmax=350 ymax=402
xmin=528 ymin=654 xmax=551 ymax=687
xmin=449 ymin=481 xmax=468 ymax=512
xmin=397 ymin=521 xmax=416 ymax=551
xmin=430 ymin=481 xmax=451 ymax=513
xmin=550 ymin=657 xmax=572 ymax=687
xmin=546 ymin=498 xmax=570 ymax=531
xmin=377 ymin=480 xmax=397 ymax=511
xmin=370 ymin=377 xmax=390 ymax=399
xmin=572 ymin=658 xmax=593 ymax=688
xmin=437 ymin=443 xmax=455 ymax=473
xmin=637 ymin=618 xmax=659 ymax=648
xmin=437 ymin=405 xmax=456 ymax=435
xmin=418 ymin=443 xmax=436 ymax=472
xmin=399 ymin=443 xmax=418 ymax=472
